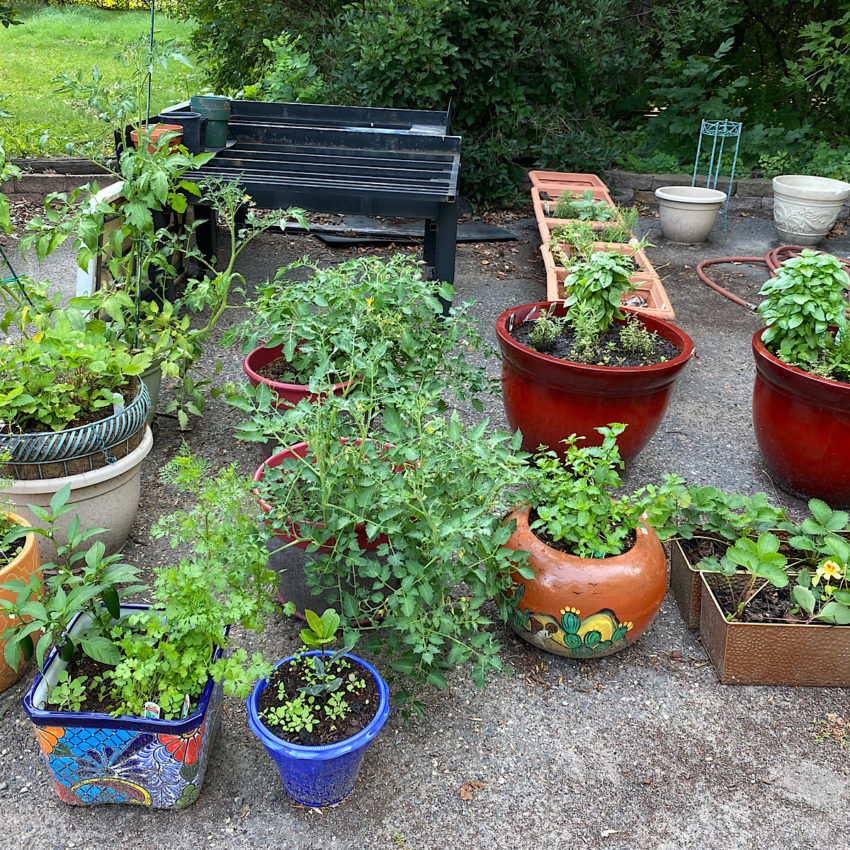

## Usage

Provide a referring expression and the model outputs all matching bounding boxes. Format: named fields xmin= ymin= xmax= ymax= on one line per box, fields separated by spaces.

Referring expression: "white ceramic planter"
xmin=772 ymin=175 xmax=850 ymax=245
xmin=2 ymin=427 xmax=153 ymax=561
xmin=654 ymin=186 xmax=727 ymax=244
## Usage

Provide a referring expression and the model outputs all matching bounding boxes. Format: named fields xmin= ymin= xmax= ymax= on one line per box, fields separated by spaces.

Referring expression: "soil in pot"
xmin=510 ymin=316 xmax=679 ymax=368
xmin=257 ymin=655 xmax=380 ymax=746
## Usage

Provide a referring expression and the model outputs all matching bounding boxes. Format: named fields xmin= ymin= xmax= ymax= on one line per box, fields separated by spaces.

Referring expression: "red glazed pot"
xmin=495 ymin=302 xmax=694 ymax=462
xmin=752 ymin=327 xmax=850 ymax=506
xmin=243 ymin=344 xmax=351 ymax=408
xmin=504 ymin=506 xmax=666 ymax=658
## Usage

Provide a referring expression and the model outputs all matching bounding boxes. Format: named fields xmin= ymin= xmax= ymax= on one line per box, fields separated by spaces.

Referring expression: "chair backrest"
xmin=692 ymin=119 xmax=742 ymax=230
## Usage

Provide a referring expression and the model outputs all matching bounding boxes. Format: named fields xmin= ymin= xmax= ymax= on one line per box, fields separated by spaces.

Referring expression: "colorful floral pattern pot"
xmin=23 ymin=605 xmax=224 ymax=809
xmin=752 ymin=327 xmax=850 ymax=507
xmin=504 ymin=506 xmax=667 ymax=658
xmin=247 ymin=651 xmax=390 ymax=807
xmin=495 ymin=302 xmax=694 ymax=463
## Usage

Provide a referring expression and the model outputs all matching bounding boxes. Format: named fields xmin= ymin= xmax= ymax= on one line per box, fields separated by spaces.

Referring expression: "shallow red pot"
xmin=243 ymin=345 xmax=351 ymax=408
xmin=495 ymin=302 xmax=694 ymax=462
xmin=504 ymin=506 xmax=666 ymax=658
xmin=752 ymin=327 xmax=850 ymax=506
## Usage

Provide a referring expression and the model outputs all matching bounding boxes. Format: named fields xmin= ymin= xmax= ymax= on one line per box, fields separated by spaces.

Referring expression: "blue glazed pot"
xmin=247 ymin=651 xmax=390 ymax=806
xmin=23 ymin=605 xmax=225 ymax=809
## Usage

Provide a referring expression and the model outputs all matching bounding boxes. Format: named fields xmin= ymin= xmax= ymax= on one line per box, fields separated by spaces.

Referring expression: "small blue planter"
xmin=247 ymin=652 xmax=389 ymax=807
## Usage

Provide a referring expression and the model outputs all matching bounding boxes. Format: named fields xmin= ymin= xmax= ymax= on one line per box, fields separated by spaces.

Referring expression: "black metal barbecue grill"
xmin=171 ymin=99 xmax=461 ymax=295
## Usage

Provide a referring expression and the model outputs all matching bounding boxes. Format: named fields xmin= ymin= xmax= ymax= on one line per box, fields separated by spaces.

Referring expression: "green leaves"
xmin=725 ymin=534 xmax=789 ymax=587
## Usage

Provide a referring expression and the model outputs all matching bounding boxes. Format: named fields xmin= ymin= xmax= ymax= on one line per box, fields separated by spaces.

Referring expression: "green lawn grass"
xmin=1 ymin=4 xmax=200 ymax=156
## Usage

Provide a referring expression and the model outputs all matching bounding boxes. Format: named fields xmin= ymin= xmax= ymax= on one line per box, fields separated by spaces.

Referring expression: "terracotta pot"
xmin=129 ymin=124 xmax=184 ymax=154
xmin=700 ymin=572 xmax=850 ymax=686
xmin=243 ymin=344 xmax=352 ymax=409
xmin=495 ymin=302 xmax=694 ymax=462
xmin=0 ymin=513 xmax=42 ymax=692
xmin=504 ymin=506 xmax=667 ymax=658
xmin=752 ymin=327 xmax=850 ymax=506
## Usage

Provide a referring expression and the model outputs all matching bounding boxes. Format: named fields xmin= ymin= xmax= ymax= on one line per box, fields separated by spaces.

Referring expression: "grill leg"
xmin=423 ymin=217 xmax=437 ymax=268
xmin=432 ymin=202 xmax=457 ymax=316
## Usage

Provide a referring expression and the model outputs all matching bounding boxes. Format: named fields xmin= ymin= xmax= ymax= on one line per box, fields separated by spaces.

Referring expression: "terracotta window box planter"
xmin=700 ymin=572 xmax=850 ymax=687
xmin=528 ymin=170 xmax=609 ymax=190
xmin=539 ymin=244 xmax=675 ymax=322
xmin=532 ymin=187 xmax=618 ymax=243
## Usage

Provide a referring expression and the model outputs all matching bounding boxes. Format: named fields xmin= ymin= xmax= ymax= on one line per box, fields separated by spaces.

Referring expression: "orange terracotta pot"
xmin=130 ymin=123 xmax=184 ymax=154
xmin=504 ymin=505 xmax=666 ymax=658
xmin=0 ymin=512 xmax=42 ymax=692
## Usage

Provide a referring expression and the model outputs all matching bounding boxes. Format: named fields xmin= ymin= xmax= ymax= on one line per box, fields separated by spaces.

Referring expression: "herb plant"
xmin=757 ymin=249 xmax=850 ymax=382
xmin=524 ymin=423 xmax=685 ymax=558
xmin=554 ymin=189 xmax=614 ymax=222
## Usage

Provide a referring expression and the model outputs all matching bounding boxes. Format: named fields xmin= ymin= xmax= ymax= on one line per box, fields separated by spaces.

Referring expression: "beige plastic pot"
xmin=772 ymin=175 xmax=850 ymax=245
xmin=2 ymin=427 xmax=153 ymax=561
xmin=654 ymin=186 xmax=727 ymax=244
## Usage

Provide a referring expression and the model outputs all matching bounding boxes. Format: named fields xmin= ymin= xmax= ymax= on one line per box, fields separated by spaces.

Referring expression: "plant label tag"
xmin=181 ymin=694 xmax=191 ymax=718
xmin=144 ymin=701 xmax=161 ymax=719
xmin=112 ymin=392 xmax=125 ymax=415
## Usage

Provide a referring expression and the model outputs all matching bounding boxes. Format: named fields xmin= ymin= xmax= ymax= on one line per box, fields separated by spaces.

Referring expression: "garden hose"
xmin=696 ymin=245 xmax=850 ymax=312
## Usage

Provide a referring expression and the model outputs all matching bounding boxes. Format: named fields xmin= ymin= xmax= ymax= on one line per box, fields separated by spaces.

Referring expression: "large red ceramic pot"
xmin=495 ymin=302 xmax=694 ymax=462
xmin=752 ymin=327 xmax=850 ymax=506
xmin=243 ymin=344 xmax=351 ymax=408
xmin=503 ymin=506 xmax=666 ymax=658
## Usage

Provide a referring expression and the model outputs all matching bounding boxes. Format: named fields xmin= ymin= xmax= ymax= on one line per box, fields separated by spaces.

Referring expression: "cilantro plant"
xmin=524 ymin=423 xmax=686 ymax=558
xmin=757 ymin=249 xmax=850 ymax=382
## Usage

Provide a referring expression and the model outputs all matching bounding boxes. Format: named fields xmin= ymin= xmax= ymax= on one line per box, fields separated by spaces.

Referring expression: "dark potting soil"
xmin=256 ymin=356 xmax=301 ymax=385
xmin=511 ymin=321 xmax=678 ymax=368
xmin=530 ymin=508 xmax=637 ymax=557
xmin=0 ymin=539 xmax=24 ymax=567
xmin=47 ymin=379 xmax=138 ymax=432
xmin=257 ymin=655 xmax=379 ymax=746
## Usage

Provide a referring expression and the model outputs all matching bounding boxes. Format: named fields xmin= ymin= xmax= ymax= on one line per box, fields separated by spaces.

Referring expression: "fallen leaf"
xmin=601 ymin=829 xmax=624 ymax=838
xmin=459 ymin=781 xmax=486 ymax=801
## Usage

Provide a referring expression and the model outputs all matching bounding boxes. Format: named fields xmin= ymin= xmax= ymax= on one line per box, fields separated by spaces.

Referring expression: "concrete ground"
xmin=0 ymin=202 xmax=849 ymax=850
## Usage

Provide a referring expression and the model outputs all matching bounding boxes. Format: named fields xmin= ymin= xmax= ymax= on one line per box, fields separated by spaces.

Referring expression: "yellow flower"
xmin=814 ymin=559 xmax=845 ymax=586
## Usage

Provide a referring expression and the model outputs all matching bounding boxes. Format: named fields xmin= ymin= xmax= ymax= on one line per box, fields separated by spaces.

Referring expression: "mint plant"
xmin=524 ymin=423 xmax=686 ymax=558
xmin=758 ymin=249 xmax=850 ymax=382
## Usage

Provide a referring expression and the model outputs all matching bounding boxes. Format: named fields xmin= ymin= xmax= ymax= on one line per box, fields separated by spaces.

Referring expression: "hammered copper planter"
xmin=752 ymin=328 xmax=850 ymax=506
xmin=670 ymin=538 xmax=702 ymax=630
xmin=496 ymin=302 xmax=694 ymax=462
xmin=504 ymin=506 xmax=667 ymax=658
xmin=700 ymin=573 xmax=850 ymax=687
xmin=0 ymin=514 xmax=41 ymax=692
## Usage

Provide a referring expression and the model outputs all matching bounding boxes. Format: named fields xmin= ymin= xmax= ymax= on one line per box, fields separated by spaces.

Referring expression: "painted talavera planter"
xmin=772 ymin=175 xmax=850 ymax=246
xmin=0 ymin=514 xmax=41 ymax=692
xmin=247 ymin=651 xmax=390 ymax=806
xmin=699 ymin=573 xmax=850 ymax=687
xmin=3 ymin=427 xmax=154 ymax=562
xmin=504 ymin=506 xmax=667 ymax=658
xmin=752 ymin=328 xmax=850 ymax=507
xmin=654 ymin=186 xmax=727 ymax=244
xmin=23 ymin=605 xmax=224 ymax=808
xmin=496 ymin=302 xmax=694 ymax=463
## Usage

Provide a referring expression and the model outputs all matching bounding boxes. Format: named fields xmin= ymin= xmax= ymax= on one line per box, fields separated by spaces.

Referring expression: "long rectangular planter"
xmin=699 ymin=572 xmax=850 ymax=687
xmin=532 ymin=186 xmax=618 ymax=243
xmin=23 ymin=605 xmax=224 ymax=808
xmin=540 ymin=244 xmax=675 ymax=321
xmin=528 ymin=170 xmax=609 ymax=191
xmin=670 ymin=538 xmax=701 ymax=629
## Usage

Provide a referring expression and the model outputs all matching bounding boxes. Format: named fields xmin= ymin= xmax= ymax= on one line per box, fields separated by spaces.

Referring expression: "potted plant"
xmin=694 ymin=498 xmax=850 ymax=686
xmin=654 ymin=186 xmax=727 ymax=244
xmin=661 ymin=486 xmax=787 ymax=628
xmin=0 ymin=302 xmax=153 ymax=558
xmin=247 ymin=608 xmax=390 ymax=806
xmin=225 ymin=253 xmax=490 ymax=416
xmin=495 ymin=250 xmax=694 ymax=462
xmin=0 ymin=500 xmax=41 ymax=692
xmin=504 ymin=423 xmax=684 ymax=658
xmin=1 ymin=451 xmax=281 ymax=808
xmin=240 ymin=369 xmax=529 ymax=715
xmin=752 ymin=248 xmax=850 ymax=505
